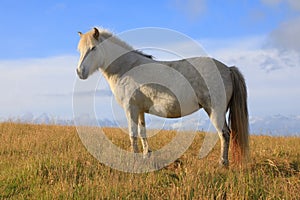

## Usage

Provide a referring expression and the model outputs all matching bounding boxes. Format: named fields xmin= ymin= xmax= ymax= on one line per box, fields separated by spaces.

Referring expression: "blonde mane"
xmin=78 ymin=27 xmax=153 ymax=59
xmin=97 ymin=28 xmax=134 ymax=51
xmin=98 ymin=28 xmax=153 ymax=59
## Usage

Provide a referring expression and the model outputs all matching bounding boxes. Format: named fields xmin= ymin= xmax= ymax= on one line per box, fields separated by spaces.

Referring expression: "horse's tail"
xmin=229 ymin=66 xmax=249 ymax=164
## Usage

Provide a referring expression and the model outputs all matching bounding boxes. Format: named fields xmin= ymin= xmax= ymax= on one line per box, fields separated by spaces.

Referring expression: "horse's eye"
xmin=91 ymin=46 xmax=96 ymax=51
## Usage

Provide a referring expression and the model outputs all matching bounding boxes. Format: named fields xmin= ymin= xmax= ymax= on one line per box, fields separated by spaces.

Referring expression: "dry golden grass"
xmin=0 ymin=122 xmax=299 ymax=199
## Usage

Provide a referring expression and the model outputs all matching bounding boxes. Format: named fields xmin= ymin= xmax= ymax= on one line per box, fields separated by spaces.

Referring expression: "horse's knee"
xmin=130 ymin=136 xmax=138 ymax=153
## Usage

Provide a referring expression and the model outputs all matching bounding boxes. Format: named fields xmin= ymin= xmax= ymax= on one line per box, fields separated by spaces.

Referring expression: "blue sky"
xmin=0 ymin=0 xmax=300 ymax=122
xmin=0 ymin=0 xmax=295 ymax=59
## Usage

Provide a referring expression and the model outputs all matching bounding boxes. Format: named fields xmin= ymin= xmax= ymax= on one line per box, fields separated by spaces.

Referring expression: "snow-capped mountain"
xmin=249 ymin=114 xmax=300 ymax=135
xmin=4 ymin=113 xmax=300 ymax=136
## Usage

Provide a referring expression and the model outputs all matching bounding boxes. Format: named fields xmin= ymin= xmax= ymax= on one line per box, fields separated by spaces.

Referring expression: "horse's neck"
xmin=101 ymin=50 xmax=154 ymax=87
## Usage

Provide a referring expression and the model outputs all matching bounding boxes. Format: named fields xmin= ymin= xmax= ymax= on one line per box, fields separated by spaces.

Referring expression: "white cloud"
xmin=171 ymin=0 xmax=206 ymax=20
xmin=260 ymin=0 xmax=300 ymax=51
xmin=287 ymin=0 xmax=300 ymax=10
xmin=209 ymin=38 xmax=300 ymax=116
xmin=261 ymin=0 xmax=300 ymax=10
xmin=268 ymin=17 xmax=300 ymax=51
xmin=261 ymin=0 xmax=282 ymax=6
xmin=0 ymin=56 xmax=78 ymax=118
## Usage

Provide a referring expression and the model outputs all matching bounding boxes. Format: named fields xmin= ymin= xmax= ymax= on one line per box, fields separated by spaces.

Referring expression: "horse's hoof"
xmin=219 ymin=159 xmax=229 ymax=169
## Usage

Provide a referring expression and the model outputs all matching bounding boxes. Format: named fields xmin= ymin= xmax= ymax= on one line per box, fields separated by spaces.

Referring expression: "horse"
xmin=76 ymin=27 xmax=249 ymax=167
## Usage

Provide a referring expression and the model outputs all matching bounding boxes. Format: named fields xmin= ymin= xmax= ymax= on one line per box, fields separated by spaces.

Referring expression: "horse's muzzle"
xmin=76 ymin=68 xmax=87 ymax=80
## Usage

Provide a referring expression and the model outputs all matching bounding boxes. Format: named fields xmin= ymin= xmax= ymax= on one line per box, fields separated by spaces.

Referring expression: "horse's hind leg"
xmin=208 ymin=109 xmax=230 ymax=167
xmin=138 ymin=112 xmax=151 ymax=158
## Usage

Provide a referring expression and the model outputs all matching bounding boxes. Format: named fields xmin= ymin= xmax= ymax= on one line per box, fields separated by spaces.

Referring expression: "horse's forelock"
xmin=78 ymin=28 xmax=112 ymax=51
xmin=77 ymin=30 xmax=97 ymax=51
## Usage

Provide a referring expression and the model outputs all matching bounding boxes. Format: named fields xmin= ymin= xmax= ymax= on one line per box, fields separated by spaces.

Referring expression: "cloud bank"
xmin=0 ymin=56 xmax=77 ymax=117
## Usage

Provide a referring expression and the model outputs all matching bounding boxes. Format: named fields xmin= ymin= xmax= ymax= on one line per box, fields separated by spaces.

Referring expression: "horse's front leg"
xmin=138 ymin=112 xmax=151 ymax=158
xmin=125 ymin=107 xmax=139 ymax=153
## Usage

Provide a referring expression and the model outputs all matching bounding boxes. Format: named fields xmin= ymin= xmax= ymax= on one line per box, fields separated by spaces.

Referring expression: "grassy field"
xmin=0 ymin=122 xmax=299 ymax=199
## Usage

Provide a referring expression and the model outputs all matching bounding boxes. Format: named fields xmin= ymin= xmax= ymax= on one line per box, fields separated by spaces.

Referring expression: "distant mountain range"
xmin=249 ymin=115 xmax=300 ymax=136
xmin=4 ymin=112 xmax=300 ymax=136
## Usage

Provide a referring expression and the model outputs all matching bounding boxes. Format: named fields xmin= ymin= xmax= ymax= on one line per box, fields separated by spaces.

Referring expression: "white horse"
xmin=76 ymin=28 xmax=249 ymax=167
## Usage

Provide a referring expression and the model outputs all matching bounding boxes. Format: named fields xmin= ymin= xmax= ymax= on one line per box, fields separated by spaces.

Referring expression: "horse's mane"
xmin=97 ymin=28 xmax=154 ymax=60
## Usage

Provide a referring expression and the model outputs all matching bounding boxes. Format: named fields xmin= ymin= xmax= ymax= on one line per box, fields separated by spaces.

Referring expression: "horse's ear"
xmin=78 ymin=32 xmax=83 ymax=37
xmin=93 ymin=28 xmax=99 ymax=40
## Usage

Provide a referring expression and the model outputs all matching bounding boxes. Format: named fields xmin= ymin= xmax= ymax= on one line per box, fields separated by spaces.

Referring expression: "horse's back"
xmin=160 ymin=57 xmax=233 ymax=109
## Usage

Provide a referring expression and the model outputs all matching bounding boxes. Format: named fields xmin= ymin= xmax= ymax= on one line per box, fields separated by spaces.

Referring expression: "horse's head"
xmin=76 ymin=28 xmax=104 ymax=80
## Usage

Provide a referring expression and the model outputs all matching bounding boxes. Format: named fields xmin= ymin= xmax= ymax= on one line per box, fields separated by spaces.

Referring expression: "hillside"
xmin=0 ymin=123 xmax=299 ymax=199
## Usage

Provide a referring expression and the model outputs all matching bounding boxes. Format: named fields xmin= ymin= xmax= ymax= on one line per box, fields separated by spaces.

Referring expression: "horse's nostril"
xmin=76 ymin=67 xmax=87 ymax=79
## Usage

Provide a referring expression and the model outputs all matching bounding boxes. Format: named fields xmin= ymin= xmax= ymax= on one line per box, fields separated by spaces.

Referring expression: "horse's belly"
xmin=146 ymin=96 xmax=200 ymax=118
xmin=138 ymin=83 xmax=199 ymax=118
